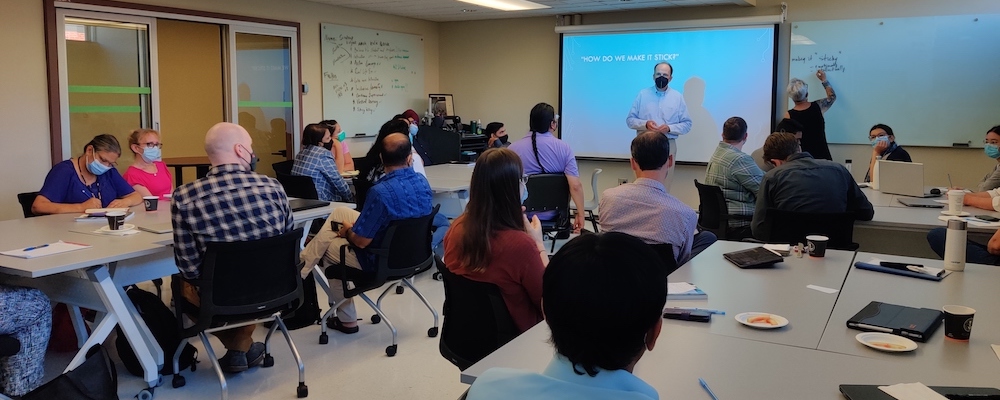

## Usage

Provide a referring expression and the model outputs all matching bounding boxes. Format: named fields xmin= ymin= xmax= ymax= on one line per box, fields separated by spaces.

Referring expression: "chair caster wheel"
xmin=319 ymin=332 xmax=329 ymax=344
xmin=428 ymin=327 xmax=438 ymax=337
xmin=371 ymin=314 xmax=381 ymax=324
xmin=386 ymin=344 xmax=397 ymax=357
xmin=395 ymin=285 xmax=404 ymax=294
xmin=263 ymin=354 xmax=275 ymax=368
xmin=172 ymin=374 xmax=186 ymax=388
xmin=297 ymin=383 xmax=308 ymax=398
xmin=137 ymin=388 xmax=154 ymax=400
xmin=432 ymin=272 xmax=442 ymax=281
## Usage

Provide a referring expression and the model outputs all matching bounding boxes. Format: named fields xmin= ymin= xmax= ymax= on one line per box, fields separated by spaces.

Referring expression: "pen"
xmin=675 ymin=307 xmax=726 ymax=315
xmin=948 ymin=174 xmax=953 ymax=189
xmin=23 ymin=244 xmax=49 ymax=251
xmin=699 ymin=378 xmax=720 ymax=400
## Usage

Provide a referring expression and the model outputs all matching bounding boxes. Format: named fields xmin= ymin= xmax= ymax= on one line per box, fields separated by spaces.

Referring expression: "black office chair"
xmin=524 ymin=174 xmax=571 ymax=252
xmin=420 ymin=127 xmax=461 ymax=165
xmin=437 ymin=263 xmax=517 ymax=371
xmin=694 ymin=180 xmax=752 ymax=240
xmin=275 ymin=172 xmax=320 ymax=200
xmin=170 ymin=228 xmax=308 ymax=399
xmin=649 ymin=243 xmax=681 ymax=277
xmin=315 ymin=205 xmax=441 ymax=357
xmin=17 ymin=192 xmax=40 ymax=218
xmin=757 ymin=208 xmax=859 ymax=251
xmin=272 ymin=160 xmax=294 ymax=176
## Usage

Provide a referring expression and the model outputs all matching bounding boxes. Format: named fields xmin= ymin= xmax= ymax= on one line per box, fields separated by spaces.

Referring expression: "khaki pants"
xmin=181 ymin=281 xmax=254 ymax=352
xmin=300 ymin=206 xmax=363 ymax=323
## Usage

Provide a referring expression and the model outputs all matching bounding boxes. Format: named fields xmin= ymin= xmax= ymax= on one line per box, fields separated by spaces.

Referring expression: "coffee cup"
xmin=946 ymin=190 xmax=965 ymax=215
xmin=143 ymin=196 xmax=159 ymax=211
xmin=942 ymin=305 xmax=975 ymax=341
xmin=105 ymin=211 xmax=126 ymax=231
xmin=805 ymin=235 xmax=829 ymax=257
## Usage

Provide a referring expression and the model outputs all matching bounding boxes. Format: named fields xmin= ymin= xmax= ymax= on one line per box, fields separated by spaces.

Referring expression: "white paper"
xmin=866 ymin=257 xmax=885 ymax=264
xmin=936 ymin=215 xmax=1000 ymax=227
xmin=992 ymin=344 xmax=1000 ymax=362
xmin=806 ymin=284 xmax=838 ymax=294
xmin=667 ymin=282 xmax=698 ymax=294
xmin=0 ymin=240 xmax=91 ymax=259
xmin=878 ymin=383 xmax=948 ymax=400
xmin=933 ymin=199 xmax=948 ymax=204
xmin=84 ymin=208 xmax=130 ymax=214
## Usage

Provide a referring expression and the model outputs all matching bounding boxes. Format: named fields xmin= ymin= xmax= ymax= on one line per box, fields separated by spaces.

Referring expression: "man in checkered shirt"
xmin=171 ymin=122 xmax=293 ymax=373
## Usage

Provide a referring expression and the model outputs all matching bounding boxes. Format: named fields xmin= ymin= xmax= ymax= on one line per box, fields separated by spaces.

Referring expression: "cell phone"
xmin=663 ymin=308 xmax=711 ymax=323
xmin=975 ymin=215 xmax=1000 ymax=222
xmin=330 ymin=221 xmax=342 ymax=232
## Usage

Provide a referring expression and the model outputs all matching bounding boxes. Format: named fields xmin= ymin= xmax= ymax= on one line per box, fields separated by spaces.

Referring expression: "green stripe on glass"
xmin=238 ymin=101 xmax=293 ymax=108
xmin=68 ymin=85 xmax=152 ymax=94
xmin=69 ymin=105 xmax=142 ymax=113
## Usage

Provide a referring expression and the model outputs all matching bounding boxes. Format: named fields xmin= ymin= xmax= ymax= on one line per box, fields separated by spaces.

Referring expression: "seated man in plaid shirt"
xmin=704 ymin=116 xmax=764 ymax=239
xmin=171 ymin=122 xmax=293 ymax=373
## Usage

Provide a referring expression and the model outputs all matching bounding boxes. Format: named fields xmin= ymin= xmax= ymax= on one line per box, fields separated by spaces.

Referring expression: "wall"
xmin=0 ymin=0 xmax=439 ymax=221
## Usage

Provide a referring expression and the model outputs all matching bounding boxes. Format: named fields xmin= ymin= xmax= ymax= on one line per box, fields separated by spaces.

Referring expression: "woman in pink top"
xmin=123 ymin=128 xmax=173 ymax=198
xmin=320 ymin=119 xmax=355 ymax=172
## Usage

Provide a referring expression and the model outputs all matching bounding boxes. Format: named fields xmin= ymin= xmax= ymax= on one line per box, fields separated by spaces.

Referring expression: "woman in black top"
xmin=865 ymin=123 xmax=912 ymax=182
xmin=785 ymin=70 xmax=837 ymax=160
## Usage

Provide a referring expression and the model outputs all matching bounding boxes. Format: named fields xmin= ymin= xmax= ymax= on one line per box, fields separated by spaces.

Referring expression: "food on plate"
xmin=870 ymin=341 xmax=906 ymax=350
xmin=746 ymin=315 xmax=778 ymax=325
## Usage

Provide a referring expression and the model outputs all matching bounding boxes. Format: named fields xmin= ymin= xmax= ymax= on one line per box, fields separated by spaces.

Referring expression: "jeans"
xmin=926 ymin=227 xmax=1000 ymax=266
xmin=432 ymin=213 xmax=450 ymax=256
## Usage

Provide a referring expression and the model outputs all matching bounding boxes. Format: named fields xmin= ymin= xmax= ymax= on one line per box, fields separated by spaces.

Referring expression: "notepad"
xmin=76 ymin=210 xmax=134 ymax=222
xmin=667 ymin=282 xmax=707 ymax=300
xmin=0 ymin=241 xmax=91 ymax=259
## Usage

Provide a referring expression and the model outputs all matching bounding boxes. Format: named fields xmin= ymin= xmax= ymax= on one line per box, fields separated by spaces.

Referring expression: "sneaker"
xmin=218 ymin=350 xmax=248 ymax=373
xmin=246 ymin=342 xmax=265 ymax=368
xmin=326 ymin=317 xmax=359 ymax=334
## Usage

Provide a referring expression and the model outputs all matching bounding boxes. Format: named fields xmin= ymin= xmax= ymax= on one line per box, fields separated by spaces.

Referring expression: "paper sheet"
xmin=865 ymin=258 xmax=949 ymax=278
xmin=878 ymin=383 xmax=948 ymax=400
xmin=806 ymin=284 xmax=838 ymax=294
xmin=992 ymin=344 xmax=1000 ymax=362
xmin=937 ymin=215 xmax=1000 ymax=227
xmin=667 ymin=282 xmax=698 ymax=294
xmin=0 ymin=240 xmax=91 ymax=259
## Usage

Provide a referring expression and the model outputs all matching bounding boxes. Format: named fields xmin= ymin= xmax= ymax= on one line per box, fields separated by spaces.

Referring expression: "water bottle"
xmin=844 ymin=159 xmax=852 ymax=173
xmin=943 ymin=219 xmax=967 ymax=271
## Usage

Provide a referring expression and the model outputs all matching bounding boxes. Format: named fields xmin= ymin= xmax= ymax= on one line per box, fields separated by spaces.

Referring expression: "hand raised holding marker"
xmin=816 ymin=69 xmax=828 ymax=82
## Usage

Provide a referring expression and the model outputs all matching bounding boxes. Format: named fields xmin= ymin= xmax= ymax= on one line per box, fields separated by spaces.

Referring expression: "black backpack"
xmin=273 ymin=272 xmax=321 ymax=330
xmin=115 ymin=286 xmax=198 ymax=377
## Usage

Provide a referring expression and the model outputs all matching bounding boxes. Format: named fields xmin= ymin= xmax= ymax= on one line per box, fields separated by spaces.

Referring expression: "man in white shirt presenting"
xmin=626 ymin=62 xmax=692 ymax=192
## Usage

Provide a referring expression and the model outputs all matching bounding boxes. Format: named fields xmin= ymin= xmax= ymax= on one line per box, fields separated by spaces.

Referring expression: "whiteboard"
xmin=790 ymin=14 xmax=1000 ymax=148
xmin=321 ymin=23 xmax=424 ymax=136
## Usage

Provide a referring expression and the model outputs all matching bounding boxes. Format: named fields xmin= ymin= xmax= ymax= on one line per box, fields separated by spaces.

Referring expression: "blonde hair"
xmin=128 ymin=129 xmax=159 ymax=154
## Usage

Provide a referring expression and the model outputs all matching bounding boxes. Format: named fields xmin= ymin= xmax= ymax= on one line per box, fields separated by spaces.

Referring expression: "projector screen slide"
xmin=561 ymin=25 xmax=777 ymax=163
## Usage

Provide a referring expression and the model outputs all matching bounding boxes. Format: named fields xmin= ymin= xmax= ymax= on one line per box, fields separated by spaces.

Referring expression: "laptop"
xmin=840 ymin=384 xmax=1000 ymax=399
xmin=897 ymin=197 xmax=945 ymax=208
xmin=288 ymin=199 xmax=330 ymax=212
xmin=722 ymin=247 xmax=784 ymax=269
xmin=877 ymin=160 xmax=940 ymax=198
xmin=846 ymin=301 xmax=943 ymax=342
xmin=138 ymin=223 xmax=172 ymax=234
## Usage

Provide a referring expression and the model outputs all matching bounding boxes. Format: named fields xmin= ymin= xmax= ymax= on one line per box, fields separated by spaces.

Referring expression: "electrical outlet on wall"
xmin=618 ymin=178 xmax=628 ymax=185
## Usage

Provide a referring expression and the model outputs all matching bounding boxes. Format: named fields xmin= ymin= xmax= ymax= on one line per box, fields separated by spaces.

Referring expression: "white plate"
xmin=735 ymin=312 xmax=789 ymax=329
xmin=855 ymin=332 xmax=917 ymax=352
xmin=941 ymin=211 xmax=971 ymax=217
xmin=97 ymin=224 xmax=136 ymax=233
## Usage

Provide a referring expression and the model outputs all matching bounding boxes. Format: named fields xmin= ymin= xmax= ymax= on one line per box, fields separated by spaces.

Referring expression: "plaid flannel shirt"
xmin=292 ymin=144 xmax=353 ymax=202
xmin=704 ymin=142 xmax=763 ymax=228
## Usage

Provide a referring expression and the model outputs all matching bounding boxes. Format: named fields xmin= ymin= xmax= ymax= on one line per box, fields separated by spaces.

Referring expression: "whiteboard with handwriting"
xmin=789 ymin=14 xmax=1000 ymax=147
xmin=321 ymin=24 xmax=424 ymax=136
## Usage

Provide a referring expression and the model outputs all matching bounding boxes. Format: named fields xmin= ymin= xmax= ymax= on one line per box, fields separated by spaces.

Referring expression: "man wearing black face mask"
xmin=626 ymin=62 xmax=692 ymax=192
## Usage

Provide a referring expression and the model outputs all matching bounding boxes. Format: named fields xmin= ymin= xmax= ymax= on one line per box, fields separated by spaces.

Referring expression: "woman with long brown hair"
xmin=442 ymin=148 xmax=547 ymax=333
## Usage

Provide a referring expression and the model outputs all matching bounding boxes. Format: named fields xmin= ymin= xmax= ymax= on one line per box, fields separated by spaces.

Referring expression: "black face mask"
xmin=239 ymin=144 xmax=259 ymax=172
xmin=498 ymin=135 xmax=509 ymax=144
xmin=323 ymin=140 xmax=334 ymax=151
xmin=655 ymin=76 xmax=670 ymax=90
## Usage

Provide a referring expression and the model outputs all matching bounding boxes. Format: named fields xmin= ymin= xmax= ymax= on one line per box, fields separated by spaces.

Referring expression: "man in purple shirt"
xmin=508 ymin=102 xmax=585 ymax=232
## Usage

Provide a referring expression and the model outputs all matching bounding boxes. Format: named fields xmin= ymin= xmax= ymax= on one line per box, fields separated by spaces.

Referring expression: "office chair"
xmin=757 ymin=208 xmax=859 ymax=251
xmin=421 ymin=127 xmax=462 ymax=165
xmin=275 ymin=172 xmax=320 ymax=200
xmin=524 ymin=174 xmax=571 ymax=252
xmin=437 ymin=263 xmax=517 ymax=371
xmin=272 ymin=160 xmax=294 ymax=176
xmin=17 ymin=192 xmax=39 ymax=218
xmin=693 ymin=180 xmax=752 ymax=240
xmin=313 ymin=205 xmax=441 ymax=357
xmin=170 ymin=228 xmax=308 ymax=399
xmin=570 ymin=169 xmax=602 ymax=232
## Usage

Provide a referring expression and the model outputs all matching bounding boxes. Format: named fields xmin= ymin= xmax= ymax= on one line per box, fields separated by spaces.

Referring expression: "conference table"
xmin=0 ymin=201 xmax=343 ymax=394
xmin=462 ymin=241 xmax=1000 ymax=399
xmin=859 ymin=187 xmax=1000 ymax=234
xmin=424 ymin=163 xmax=473 ymax=218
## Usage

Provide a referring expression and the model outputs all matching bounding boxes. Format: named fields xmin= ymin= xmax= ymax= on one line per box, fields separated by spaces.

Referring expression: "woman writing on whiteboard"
xmin=785 ymin=70 xmax=836 ymax=161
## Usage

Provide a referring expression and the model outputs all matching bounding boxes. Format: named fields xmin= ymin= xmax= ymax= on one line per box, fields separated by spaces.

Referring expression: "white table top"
xmin=425 ymin=164 xmax=472 ymax=192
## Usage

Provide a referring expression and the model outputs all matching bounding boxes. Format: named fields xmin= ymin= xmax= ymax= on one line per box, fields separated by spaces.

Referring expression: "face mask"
xmin=520 ymin=181 xmax=529 ymax=204
xmin=870 ymin=136 xmax=889 ymax=148
xmin=142 ymin=146 xmax=161 ymax=162
xmin=655 ymin=76 xmax=669 ymax=90
xmin=239 ymin=144 xmax=258 ymax=172
xmin=87 ymin=151 xmax=111 ymax=175
xmin=337 ymin=131 xmax=346 ymax=142
xmin=498 ymin=135 xmax=509 ymax=144
xmin=323 ymin=140 xmax=334 ymax=151
xmin=408 ymin=124 xmax=418 ymax=137
xmin=986 ymin=144 xmax=1000 ymax=159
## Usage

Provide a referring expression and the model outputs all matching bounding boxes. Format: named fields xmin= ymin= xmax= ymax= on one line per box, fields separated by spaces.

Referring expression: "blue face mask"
xmin=986 ymin=144 xmax=1000 ymax=159
xmin=142 ymin=146 xmax=161 ymax=162
xmin=870 ymin=136 xmax=889 ymax=148
xmin=520 ymin=181 xmax=529 ymax=204
xmin=408 ymin=124 xmax=418 ymax=137
xmin=87 ymin=152 xmax=111 ymax=175
xmin=337 ymin=131 xmax=346 ymax=142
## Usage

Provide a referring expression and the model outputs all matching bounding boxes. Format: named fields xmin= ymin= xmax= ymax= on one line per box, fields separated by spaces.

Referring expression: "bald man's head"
xmin=205 ymin=122 xmax=253 ymax=168
xmin=380 ymin=133 xmax=412 ymax=168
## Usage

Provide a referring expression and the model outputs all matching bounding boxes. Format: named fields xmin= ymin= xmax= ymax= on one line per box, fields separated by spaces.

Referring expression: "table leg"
xmin=174 ymin=167 xmax=184 ymax=187
xmin=195 ymin=165 xmax=210 ymax=179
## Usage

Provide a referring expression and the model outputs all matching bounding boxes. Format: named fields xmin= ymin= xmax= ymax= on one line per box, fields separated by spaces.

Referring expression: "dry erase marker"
xmin=699 ymin=378 xmax=720 ymax=400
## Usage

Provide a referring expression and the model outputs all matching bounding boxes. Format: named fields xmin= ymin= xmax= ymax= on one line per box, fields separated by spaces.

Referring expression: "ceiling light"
xmin=456 ymin=0 xmax=550 ymax=11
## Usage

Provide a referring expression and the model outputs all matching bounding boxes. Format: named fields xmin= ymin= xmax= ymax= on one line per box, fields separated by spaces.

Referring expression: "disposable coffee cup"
xmin=105 ymin=211 xmax=126 ymax=231
xmin=143 ymin=196 xmax=159 ymax=211
xmin=946 ymin=190 xmax=966 ymax=215
xmin=942 ymin=305 xmax=975 ymax=341
xmin=806 ymin=235 xmax=829 ymax=257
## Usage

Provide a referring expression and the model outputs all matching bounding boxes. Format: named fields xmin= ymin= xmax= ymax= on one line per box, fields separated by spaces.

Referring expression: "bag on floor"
xmin=115 ymin=286 xmax=198 ymax=377
xmin=22 ymin=344 xmax=118 ymax=400
xmin=279 ymin=272 xmax=321 ymax=330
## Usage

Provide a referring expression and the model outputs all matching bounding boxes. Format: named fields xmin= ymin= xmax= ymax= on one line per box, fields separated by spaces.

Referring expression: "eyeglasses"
xmin=868 ymin=133 xmax=888 ymax=140
xmin=985 ymin=140 xmax=1000 ymax=146
xmin=140 ymin=142 xmax=163 ymax=149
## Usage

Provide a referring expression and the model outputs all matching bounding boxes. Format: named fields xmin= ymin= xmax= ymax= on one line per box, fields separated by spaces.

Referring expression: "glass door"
xmin=229 ymin=26 xmax=299 ymax=178
xmin=57 ymin=10 xmax=158 ymax=169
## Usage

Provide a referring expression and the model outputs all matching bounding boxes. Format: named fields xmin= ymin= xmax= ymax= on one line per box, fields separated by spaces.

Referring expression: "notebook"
xmin=75 ymin=210 xmax=135 ymax=222
xmin=846 ymin=301 xmax=943 ymax=342
xmin=0 ymin=241 xmax=92 ymax=259
xmin=723 ymin=247 xmax=784 ymax=269
xmin=288 ymin=199 xmax=330 ymax=212
xmin=897 ymin=197 xmax=945 ymax=208
xmin=840 ymin=384 xmax=1000 ymax=400
xmin=666 ymin=282 xmax=707 ymax=300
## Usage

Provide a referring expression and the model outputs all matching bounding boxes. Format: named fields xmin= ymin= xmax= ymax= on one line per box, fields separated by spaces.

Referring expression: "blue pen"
xmin=23 ymin=244 xmax=49 ymax=251
xmin=676 ymin=307 xmax=726 ymax=315
xmin=699 ymin=378 xmax=720 ymax=400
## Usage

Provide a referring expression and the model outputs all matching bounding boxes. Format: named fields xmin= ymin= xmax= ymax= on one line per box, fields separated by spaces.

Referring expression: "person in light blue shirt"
xmin=626 ymin=62 xmax=692 ymax=192
xmin=466 ymin=232 xmax=667 ymax=400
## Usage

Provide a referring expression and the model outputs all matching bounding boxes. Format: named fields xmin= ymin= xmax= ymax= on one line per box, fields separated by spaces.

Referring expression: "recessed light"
xmin=456 ymin=0 xmax=550 ymax=12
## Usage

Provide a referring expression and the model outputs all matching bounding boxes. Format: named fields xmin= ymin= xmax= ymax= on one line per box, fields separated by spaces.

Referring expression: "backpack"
xmin=22 ymin=344 xmax=118 ymax=400
xmin=274 ymin=272 xmax=321 ymax=330
xmin=115 ymin=286 xmax=198 ymax=377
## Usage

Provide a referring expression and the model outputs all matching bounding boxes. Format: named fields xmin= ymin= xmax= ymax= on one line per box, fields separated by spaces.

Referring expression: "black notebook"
xmin=289 ymin=199 xmax=330 ymax=212
xmin=723 ymin=247 xmax=784 ymax=269
xmin=841 ymin=384 xmax=1000 ymax=400
xmin=846 ymin=301 xmax=943 ymax=342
